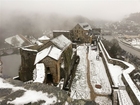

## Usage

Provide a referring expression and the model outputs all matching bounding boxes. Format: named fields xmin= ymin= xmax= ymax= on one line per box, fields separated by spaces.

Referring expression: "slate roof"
xmin=51 ymin=34 xmax=72 ymax=50
xmin=78 ymin=23 xmax=92 ymax=31
xmin=34 ymin=45 xmax=62 ymax=64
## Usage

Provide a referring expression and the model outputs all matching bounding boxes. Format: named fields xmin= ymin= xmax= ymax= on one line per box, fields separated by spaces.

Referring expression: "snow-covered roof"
xmin=48 ymin=46 xmax=62 ymax=60
xmin=21 ymin=47 xmax=38 ymax=52
xmin=35 ymin=41 xmax=43 ymax=46
xmin=53 ymin=30 xmax=69 ymax=32
xmin=34 ymin=63 xmax=45 ymax=83
xmin=34 ymin=46 xmax=51 ymax=64
xmin=38 ymin=35 xmax=50 ymax=41
xmin=5 ymin=35 xmax=24 ymax=47
xmin=51 ymin=34 xmax=72 ymax=50
xmin=78 ymin=23 xmax=92 ymax=31
xmin=34 ymin=46 xmax=62 ymax=65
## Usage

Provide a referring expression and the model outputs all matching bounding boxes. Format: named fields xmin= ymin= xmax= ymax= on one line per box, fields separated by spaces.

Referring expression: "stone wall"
xmin=99 ymin=40 xmax=140 ymax=105
xmin=53 ymin=31 xmax=70 ymax=40
xmin=19 ymin=48 xmax=37 ymax=82
xmin=122 ymin=75 xmax=140 ymax=105
xmin=41 ymin=56 xmax=60 ymax=85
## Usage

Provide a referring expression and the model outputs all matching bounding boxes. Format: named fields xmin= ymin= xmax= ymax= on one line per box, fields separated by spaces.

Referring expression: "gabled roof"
xmin=38 ymin=35 xmax=50 ymax=41
xmin=34 ymin=46 xmax=51 ymax=65
xmin=5 ymin=35 xmax=32 ymax=47
xmin=51 ymin=34 xmax=72 ymax=50
xmin=34 ymin=45 xmax=62 ymax=65
xmin=78 ymin=23 xmax=92 ymax=31
xmin=48 ymin=46 xmax=62 ymax=60
xmin=5 ymin=35 xmax=24 ymax=47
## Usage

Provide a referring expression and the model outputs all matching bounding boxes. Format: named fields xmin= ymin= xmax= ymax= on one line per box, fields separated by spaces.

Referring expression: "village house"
xmin=71 ymin=23 xmax=93 ymax=43
xmin=5 ymin=34 xmax=33 ymax=47
xmin=19 ymin=34 xmax=78 ymax=88
xmin=53 ymin=30 xmax=70 ymax=40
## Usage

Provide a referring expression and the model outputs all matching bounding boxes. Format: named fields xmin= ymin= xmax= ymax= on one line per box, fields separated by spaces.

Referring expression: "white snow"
xmin=71 ymin=45 xmax=112 ymax=104
xmin=34 ymin=46 xmax=51 ymax=64
xmin=0 ymin=78 xmax=25 ymax=92
xmin=51 ymin=34 xmax=72 ymax=50
xmin=21 ymin=47 xmax=38 ymax=52
xmin=88 ymin=47 xmax=111 ymax=95
xmin=78 ymin=23 xmax=92 ymax=31
xmin=133 ymin=45 xmax=140 ymax=49
xmin=71 ymin=45 xmax=90 ymax=99
xmin=95 ymin=96 xmax=112 ymax=105
xmin=7 ymin=90 xmax=57 ymax=105
xmin=108 ymin=64 xmax=123 ymax=87
xmin=5 ymin=35 xmax=24 ymax=47
xmin=34 ymin=63 xmax=45 ymax=83
xmin=48 ymin=46 xmax=62 ymax=60
xmin=38 ymin=35 xmax=50 ymax=41
xmin=35 ymin=41 xmax=43 ymax=46
xmin=0 ymin=77 xmax=57 ymax=104
xmin=34 ymin=46 xmax=63 ymax=65
xmin=117 ymin=89 xmax=133 ymax=105
xmin=99 ymin=41 xmax=138 ymax=104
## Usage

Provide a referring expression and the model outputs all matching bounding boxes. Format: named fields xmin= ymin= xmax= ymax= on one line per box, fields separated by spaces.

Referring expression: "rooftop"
xmin=78 ymin=23 xmax=92 ymax=31
xmin=51 ymin=34 xmax=72 ymax=50
xmin=34 ymin=45 xmax=62 ymax=65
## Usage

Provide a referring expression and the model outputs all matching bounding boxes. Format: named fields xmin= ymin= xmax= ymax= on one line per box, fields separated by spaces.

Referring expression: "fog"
xmin=0 ymin=0 xmax=140 ymax=47
xmin=1 ymin=0 xmax=140 ymax=21
xmin=0 ymin=0 xmax=140 ymax=77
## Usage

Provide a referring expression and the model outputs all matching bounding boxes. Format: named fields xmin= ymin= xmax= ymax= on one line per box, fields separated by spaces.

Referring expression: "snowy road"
xmin=71 ymin=45 xmax=112 ymax=105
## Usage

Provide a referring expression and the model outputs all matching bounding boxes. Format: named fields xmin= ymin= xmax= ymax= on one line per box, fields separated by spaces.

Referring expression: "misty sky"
xmin=0 ymin=0 xmax=140 ymax=21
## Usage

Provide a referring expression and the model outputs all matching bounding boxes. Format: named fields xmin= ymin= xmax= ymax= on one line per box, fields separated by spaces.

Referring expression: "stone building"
xmin=19 ymin=35 xmax=77 ymax=87
xmin=53 ymin=30 xmax=70 ymax=40
xmin=71 ymin=23 xmax=93 ymax=43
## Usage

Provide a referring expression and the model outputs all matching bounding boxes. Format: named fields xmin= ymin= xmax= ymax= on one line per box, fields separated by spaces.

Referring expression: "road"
xmin=103 ymin=35 xmax=140 ymax=58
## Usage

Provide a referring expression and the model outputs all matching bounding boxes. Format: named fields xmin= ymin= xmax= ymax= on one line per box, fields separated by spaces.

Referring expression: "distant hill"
xmin=125 ymin=12 xmax=140 ymax=24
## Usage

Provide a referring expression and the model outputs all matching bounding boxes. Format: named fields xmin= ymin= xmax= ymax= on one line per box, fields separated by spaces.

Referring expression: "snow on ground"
xmin=133 ymin=45 xmax=140 ymax=49
xmin=95 ymin=96 xmax=112 ymax=105
xmin=33 ymin=63 xmax=45 ymax=83
xmin=0 ymin=77 xmax=57 ymax=104
xmin=99 ymin=41 xmax=134 ymax=104
xmin=71 ymin=45 xmax=112 ymax=105
xmin=88 ymin=47 xmax=111 ymax=95
xmin=0 ymin=78 xmax=25 ymax=92
xmin=107 ymin=64 xmax=123 ymax=87
xmin=117 ymin=89 xmax=133 ymax=105
xmin=7 ymin=90 xmax=57 ymax=105
xmin=71 ymin=45 xmax=90 ymax=99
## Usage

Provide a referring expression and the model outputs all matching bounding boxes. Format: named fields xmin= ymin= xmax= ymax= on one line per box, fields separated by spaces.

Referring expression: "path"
xmin=86 ymin=50 xmax=97 ymax=100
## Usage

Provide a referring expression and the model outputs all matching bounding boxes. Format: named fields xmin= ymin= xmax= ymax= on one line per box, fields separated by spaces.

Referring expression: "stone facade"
xmin=72 ymin=23 xmax=92 ymax=43
xmin=53 ymin=30 xmax=70 ymax=40
xmin=19 ymin=48 xmax=37 ymax=82
xmin=19 ymin=35 xmax=77 ymax=88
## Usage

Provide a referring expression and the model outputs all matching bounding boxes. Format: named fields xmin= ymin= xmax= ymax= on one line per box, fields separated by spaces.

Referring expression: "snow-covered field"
xmin=71 ymin=45 xmax=112 ymax=105
xmin=95 ymin=96 xmax=112 ymax=105
xmin=88 ymin=47 xmax=111 ymax=95
xmin=0 ymin=78 xmax=57 ymax=104
xmin=71 ymin=45 xmax=90 ymax=99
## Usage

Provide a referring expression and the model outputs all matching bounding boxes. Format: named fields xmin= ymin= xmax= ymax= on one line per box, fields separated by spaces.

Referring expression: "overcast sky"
xmin=0 ymin=0 xmax=140 ymax=21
